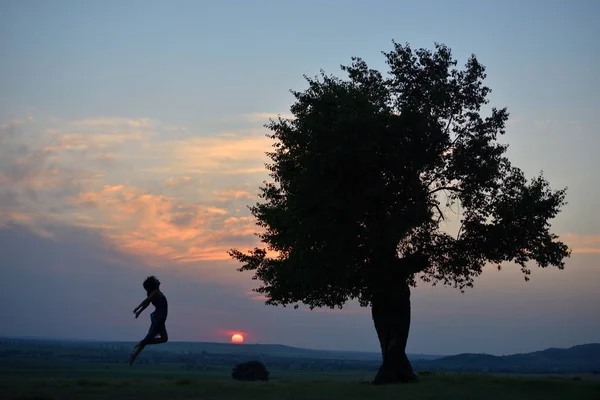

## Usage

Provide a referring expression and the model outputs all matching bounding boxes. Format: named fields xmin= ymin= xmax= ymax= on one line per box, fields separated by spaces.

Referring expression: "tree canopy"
xmin=229 ymin=42 xmax=571 ymax=310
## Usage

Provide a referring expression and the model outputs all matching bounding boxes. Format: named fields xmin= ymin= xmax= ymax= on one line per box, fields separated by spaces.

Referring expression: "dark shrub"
xmin=231 ymin=360 xmax=270 ymax=382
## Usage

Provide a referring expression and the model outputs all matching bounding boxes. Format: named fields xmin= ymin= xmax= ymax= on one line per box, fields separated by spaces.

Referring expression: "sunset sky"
xmin=1 ymin=0 xmax=599 ymax=356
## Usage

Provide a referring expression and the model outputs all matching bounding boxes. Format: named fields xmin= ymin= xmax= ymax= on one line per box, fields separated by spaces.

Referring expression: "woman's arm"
xmin=133 ymin=289 xmax=159 ymax=314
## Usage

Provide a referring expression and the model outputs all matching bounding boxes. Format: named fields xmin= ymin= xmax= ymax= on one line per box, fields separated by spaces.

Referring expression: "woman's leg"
xmin=144 ymin=322 xmax=168 ymax=344
xmin=129 ymin=343 xmax=145 ymax=366
xmin=129 ymin=316 xmax=160 ymax=365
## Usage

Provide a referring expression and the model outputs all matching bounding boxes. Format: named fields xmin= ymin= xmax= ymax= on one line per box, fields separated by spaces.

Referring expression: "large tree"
xmin=228 ymin=42 xmax=571 ymax=384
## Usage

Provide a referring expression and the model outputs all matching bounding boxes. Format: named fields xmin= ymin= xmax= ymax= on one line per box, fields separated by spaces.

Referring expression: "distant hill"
xmin=418 ymin=343 xmax=600 ymax=374
xmin=1 ymin=337 xmax=598 ymax=374
xmin=0 ymin=337 xmax=439 ymax=361
xmin=153 ymin=341 xmax=443 ymax=361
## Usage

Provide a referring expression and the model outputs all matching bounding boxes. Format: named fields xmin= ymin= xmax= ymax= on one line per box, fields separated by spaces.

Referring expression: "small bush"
xmin=231 ymin=360 xmax=270 ymax=382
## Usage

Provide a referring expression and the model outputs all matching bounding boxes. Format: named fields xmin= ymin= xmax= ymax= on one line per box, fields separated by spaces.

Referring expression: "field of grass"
xmin=2 ymin=364 xmax=600 ymax=400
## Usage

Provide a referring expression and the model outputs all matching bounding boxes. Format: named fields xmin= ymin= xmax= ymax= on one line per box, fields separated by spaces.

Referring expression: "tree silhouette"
xmin=228 ymin=42 xmax=571 ymax=384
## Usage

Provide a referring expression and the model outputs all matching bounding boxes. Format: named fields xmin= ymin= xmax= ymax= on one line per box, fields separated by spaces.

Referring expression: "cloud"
xmin=40 ymin=118 xmax=155 ymax=155
xmin=140 ymin=134 xmax=273 ymax=175
xmin=0 ymin=211 xmax=35 ymax=227
xmin=222 ymin=216 xmax=258 ymax=237
xmin=70 ymin=117 xmax=154 ymax=128
xmin=164 ymin=176 xmax=193 ymax=188
xmin=93 ymin=153 xmax=119 ymax=162
xmin=562 ymin=233 xmax=600 ymax=254
xmin=0 ymin=113 xmax=273 ymax=274
xmin=69 ymin=184 xmax=259 ymax=264
xmin=0 ymin=118 xmax=103 ymax=227
xmin=213 ymin=189 xmax=255 ymax=202
xmin=0 ymin=119 xmax=23 ymax=137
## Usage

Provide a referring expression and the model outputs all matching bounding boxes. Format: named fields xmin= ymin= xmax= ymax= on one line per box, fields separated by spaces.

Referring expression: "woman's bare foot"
xmin=129 ymin=344 xmax=141 ymax=366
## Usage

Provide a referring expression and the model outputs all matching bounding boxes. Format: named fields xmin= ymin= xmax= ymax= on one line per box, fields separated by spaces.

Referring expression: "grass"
xmin=2 ymin=365 xmax=599 ymax=400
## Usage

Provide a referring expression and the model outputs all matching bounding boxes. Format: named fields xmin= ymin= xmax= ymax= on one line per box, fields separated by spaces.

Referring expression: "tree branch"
xmin=456 ymin=221 xmax=465 ymax=240
xmin=429 ymin=202 xmax=445 ymax=222
xmin=444 ymin=115 xmax=454 ymax=136
xmin=450 ymin=132 xmax=465 ymax=147
xmin=428 ymin=186 xmax=463 ymax=195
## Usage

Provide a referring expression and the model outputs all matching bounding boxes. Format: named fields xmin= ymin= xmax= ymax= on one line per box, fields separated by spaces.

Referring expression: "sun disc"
xmin=231 ymin=334 xmax=244 ymax=343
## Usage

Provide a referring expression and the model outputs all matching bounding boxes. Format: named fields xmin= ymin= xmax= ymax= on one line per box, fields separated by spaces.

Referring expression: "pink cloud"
xmin=0 ymin=114 xmax=271 ymax=274
xmin=222 ymin=216 xmax=258 ymax=236
xmin=70 ymin=117 xmax=154 ymax=128
xmin=93 ymin=153 xmax=118 ymax=162
xmin=213 ymin=189 xmax=255 ymax=202
xmin=164 ymin=176 xmax=193 ymax=188
xmin=70 ymin=184 xmax=260 ymax=263
xmin=561 ymin=233 xmax=600 ymax=254
xmin=0 ymin=211 xmax=35 ymax=226
xmin=140 ymin=134 xmax=273 ymax=175
xmin=245 ymin=291 xmax=268 ymax=302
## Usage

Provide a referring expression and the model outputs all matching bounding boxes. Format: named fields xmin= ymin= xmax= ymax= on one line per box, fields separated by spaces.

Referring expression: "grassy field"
xmin=2 ymin=364 xmax=599 ymax=400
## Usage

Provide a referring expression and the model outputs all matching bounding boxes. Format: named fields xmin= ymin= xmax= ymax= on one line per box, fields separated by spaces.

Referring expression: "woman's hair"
xmin=143 ymin=276 xmax=161 ymax=294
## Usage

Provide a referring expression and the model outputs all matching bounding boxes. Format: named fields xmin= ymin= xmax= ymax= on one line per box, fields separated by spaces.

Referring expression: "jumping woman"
xmin=129 ymin=276 xmax=169 ymax=366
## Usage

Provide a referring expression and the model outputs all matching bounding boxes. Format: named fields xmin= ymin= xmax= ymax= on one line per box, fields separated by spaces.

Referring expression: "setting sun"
xmin=231 ymin=334 xmax=244 ymax=344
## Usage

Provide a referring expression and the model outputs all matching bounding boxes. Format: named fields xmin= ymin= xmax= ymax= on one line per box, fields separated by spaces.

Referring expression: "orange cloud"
xmin=0 ymin=211 xmax=54 ymax=238
xmin=245 ymin=291 xmax=268 ymax=302
xmin=93 ymin=153 xmax=118 ymax=162
xmin=0 ymin=119 xmax=23 ymax=130
xmin=561 ymin=233 xmax=600 ymax=254
xmin=223 ymin=216 xmax=258 ymax=237
xmin=70 ymin=184 xmax=260 ymax=264
xmin=70 ymin=117 xmax=154 ymax=128
xmin=1 ymin=114 xmax=272 ymax=273
xmin=0 ymin=211 xmax=35 ymax=226
xmin=164 ymin=176 xmax=193 ymax=188
xmin=36 ymin=118 xmax=155 ymax=155
xmin=561 ymin=234 xmax=600 ymax=254
xmin=214 ymin=189 xmax=255 ymax=202
xmin=0 ymin=117 xmax=106 ymax=227
xmin=140 ymin=134 xmax=273 ymax=175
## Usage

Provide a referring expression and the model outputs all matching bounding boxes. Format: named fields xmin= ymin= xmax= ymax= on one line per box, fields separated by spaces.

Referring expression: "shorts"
xmin=139 ymin=311 xmax=167 ymax=345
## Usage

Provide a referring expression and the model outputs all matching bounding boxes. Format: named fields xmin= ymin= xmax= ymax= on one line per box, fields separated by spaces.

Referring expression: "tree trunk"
xmin=371 ymin=279 xmax=417 ymax=385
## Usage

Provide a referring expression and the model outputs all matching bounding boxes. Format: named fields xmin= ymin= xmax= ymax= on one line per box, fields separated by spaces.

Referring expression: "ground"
xmin=2 ymin=364 xmax=599 ymax=400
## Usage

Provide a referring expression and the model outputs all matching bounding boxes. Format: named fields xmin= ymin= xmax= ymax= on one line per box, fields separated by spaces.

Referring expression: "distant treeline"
xmin=1 ymin=338 xmax=598 ymax=375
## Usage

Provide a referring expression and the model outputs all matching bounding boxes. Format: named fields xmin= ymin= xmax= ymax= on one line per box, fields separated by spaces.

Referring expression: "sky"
xmin=1 ymin=0 xmax=599 ymax=356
